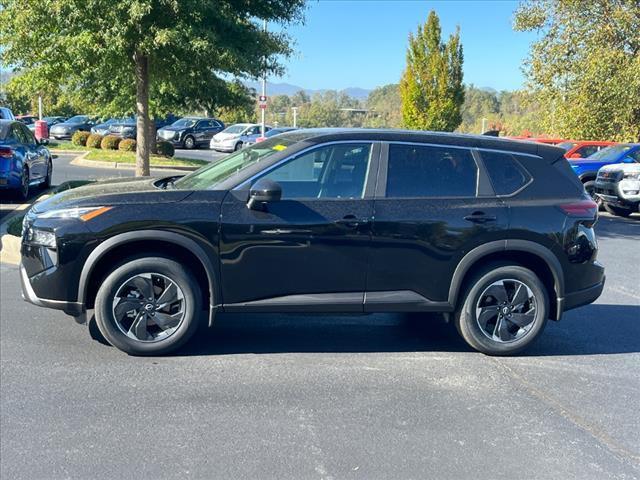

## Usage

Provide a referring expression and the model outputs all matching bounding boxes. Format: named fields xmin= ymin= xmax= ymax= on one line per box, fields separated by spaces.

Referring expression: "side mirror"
xmin=38 ymin=138 xmax=49 ymax=146
xmin=569 ymin=153 xmax=582 ymax=159
xmin=622 ymin=156 xmax=635 ymax=164
xmin=247 ymin=178 xmax=282 ymax=210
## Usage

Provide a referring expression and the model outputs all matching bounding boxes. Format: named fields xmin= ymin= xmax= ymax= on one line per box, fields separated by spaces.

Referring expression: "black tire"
xmin=234 ymin=141 xmax=243 ymax=151
xmin=583 ymin=180 xmax=603 ymax=210
xmin=17 ymin=166 xmax=29 ymax=201
xmin=94 ymin=257 xmax=203 ymax=356
xmin=183 ymin=136 xmax=195 ymax=149
xmin=454 ymin=264 xmax=549 ymax=355
xmin=603 ymin=203 xmax=633 ymax=217
xmin=42 ymin=159 xmax=53 ymax=189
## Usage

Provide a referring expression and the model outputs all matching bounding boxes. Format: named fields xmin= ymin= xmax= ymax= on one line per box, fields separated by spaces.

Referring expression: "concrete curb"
xmin=50 ymin=149 xmax=90 ymax=155
xmin=70 ymin=154 xmax=199 ymax=171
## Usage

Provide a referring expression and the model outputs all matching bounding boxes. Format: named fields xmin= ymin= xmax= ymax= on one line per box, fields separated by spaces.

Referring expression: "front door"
xmin=220 ymin=142 xmax=380 ymax=311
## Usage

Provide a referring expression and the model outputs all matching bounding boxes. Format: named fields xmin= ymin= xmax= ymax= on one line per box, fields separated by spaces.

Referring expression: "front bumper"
xmin=20 ymin=263 xmax=84 ymax=316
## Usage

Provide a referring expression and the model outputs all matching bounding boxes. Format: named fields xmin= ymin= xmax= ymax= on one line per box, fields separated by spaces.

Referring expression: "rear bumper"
xmin=20 ymin=263 xmax=84 ymax=316
xmin=560 ymin=276 xmax=605 ymax=314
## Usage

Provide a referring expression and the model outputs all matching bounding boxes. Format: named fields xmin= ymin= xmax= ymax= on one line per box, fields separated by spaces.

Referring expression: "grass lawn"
xmin=84 ymin=149 xmax=208 ymax=168
xmin=48 ymin=140 xmax=89 ymax=152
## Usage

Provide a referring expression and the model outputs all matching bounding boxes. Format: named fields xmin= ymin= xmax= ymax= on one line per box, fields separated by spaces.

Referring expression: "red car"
xmin=556 ymin=140 xmax=617 ymax=159
xmin=509 ymin=136 xmax=568 ymax=145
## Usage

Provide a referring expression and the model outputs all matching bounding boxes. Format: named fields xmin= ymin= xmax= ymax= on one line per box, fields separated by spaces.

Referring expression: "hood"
xmin=599 ymin=163 xmax=640 ymax=174
xmin=213 ymin=132 xmax=240 ymax=141
xmin=161 ymin=125 xmax=190 ymax=132
xmin=32 ymin=177 xmax=192 ymax=213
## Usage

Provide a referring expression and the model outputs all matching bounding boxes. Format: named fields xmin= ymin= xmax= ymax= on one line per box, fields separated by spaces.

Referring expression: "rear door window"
xmin=479 ymin=150 xmax=532 ymax=196
xmin=386 ymin=144 xmax=478 ymax=197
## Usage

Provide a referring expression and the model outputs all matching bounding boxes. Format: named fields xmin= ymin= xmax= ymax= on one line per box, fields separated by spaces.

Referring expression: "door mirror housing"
xmin=247 ymin=178 xmax=282 ymax=210
xmin=622 ymin=156 xmax=636 ymax=164
xmin=38 ymin=138 xmax=49 ymax=146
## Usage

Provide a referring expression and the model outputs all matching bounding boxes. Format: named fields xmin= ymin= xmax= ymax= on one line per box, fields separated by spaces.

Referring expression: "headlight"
xmin=623 ymin=172 xmax=640 ymax=180
xmin=37 ymin=206 xmax=112 ymax=221
xmin=25 ymin=228 xmax=56 ymax=248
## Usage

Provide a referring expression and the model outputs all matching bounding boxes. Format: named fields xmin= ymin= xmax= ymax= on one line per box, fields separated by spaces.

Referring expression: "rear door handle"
xmin=464 ymin=212 xmax=497 ymax=224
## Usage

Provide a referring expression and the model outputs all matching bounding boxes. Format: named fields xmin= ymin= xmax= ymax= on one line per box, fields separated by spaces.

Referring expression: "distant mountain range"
xmin=243 ymin=81 xmax=372 ymax=100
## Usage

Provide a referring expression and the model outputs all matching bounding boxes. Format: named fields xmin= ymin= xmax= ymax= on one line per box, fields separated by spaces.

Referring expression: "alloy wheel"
xmin=111 ymin=272 xmax=186 ymax=342
xmin=475 ymin=279 xmax=537 ymax=343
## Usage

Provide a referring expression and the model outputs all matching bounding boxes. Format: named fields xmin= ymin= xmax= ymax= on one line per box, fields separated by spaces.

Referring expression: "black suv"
xmin=20 ymin=129 xmax=605 ymax=356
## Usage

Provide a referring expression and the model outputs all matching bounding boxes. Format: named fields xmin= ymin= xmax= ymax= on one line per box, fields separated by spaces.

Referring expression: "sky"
xmin=273 ymin=0 xmax=538 ymax=91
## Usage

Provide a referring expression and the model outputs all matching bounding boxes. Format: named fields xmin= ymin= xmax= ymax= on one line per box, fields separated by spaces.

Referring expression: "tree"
xmin=514 ymin=0 xmax=640 ymax=141
xmin=399 ymin=11 xmax=464 ymax=131
xmin=0 ymin=0 xmax=305 ymax=175
xmin=365 ymin=84 xmax=402 ymax=128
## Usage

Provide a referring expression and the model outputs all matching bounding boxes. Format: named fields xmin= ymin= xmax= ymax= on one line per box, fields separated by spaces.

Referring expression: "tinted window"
xmin=259 ymin=143 xmax=372 ymax=199
xmin=386 ymin=144 xmax=477 ymax=198
xmin=20 ymin=125 xmax=36 ymax=145
xmin=576 ymin=145 xmax=600 ymax=158
xmin=480 ymin=150 xmax=531 ymax=196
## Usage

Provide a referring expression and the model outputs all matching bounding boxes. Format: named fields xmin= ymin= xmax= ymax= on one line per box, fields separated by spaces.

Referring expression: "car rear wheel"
xmin=603 ymin=204 xmax=633 ymax=217
xmin=183 ymin=136 xmax=195 ymax=149
xmin=455 ymin=265 xmax=549 ymax=355
xmin=95 ymin=257 xmax=203 ymax=356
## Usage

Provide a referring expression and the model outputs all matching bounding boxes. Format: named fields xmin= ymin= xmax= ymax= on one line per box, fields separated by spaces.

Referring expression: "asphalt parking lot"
xmin=0 ymin=206 xmax=638 ymax=478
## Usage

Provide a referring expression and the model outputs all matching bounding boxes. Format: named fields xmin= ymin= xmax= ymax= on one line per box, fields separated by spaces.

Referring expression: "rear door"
xmin=365 ymin=142 xmax=509 ymax=310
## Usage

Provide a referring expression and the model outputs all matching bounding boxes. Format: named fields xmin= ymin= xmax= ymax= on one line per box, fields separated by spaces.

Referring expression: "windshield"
xmin=67 ymin=115 xmax=88 ymax=123
xmin=586 ymin=144 xmax=630 ymax=161
xmin=171 ymin=118 xmax=197 ymax=128
xmin=222 ymin=124 xmax=250 ymax=134
xmin=556 ymin=142 xmax=577 ymax=151
xmin=174 ymin=132 xmax=315 ymax=190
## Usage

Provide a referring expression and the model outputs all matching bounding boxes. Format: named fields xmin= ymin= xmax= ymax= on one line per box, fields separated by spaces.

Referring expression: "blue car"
xmin=0 ymin=119 xmax=53 ymax=200
xmin=570 ymin=143 xmax=640 ymax=201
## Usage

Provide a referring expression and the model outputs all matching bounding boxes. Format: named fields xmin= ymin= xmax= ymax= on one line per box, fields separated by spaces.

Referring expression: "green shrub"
xmin=71 ymin=131 xmax=91 ymax=146
xmin=156 ymin=141 xmax=175 ymax=158
xmin=86 ymin=134 xmax=104 ymax=149
xmin=100 ymin=135 xmax=121 ymax=150
xmin=118 ymin=138 xmax=137 ymax=152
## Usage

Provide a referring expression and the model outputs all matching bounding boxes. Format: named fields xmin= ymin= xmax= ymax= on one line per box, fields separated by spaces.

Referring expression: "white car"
xmin=210 ymin=123 xmax=269 ymax=152
xmin=595 ymin=163 xmax=640 ymax=217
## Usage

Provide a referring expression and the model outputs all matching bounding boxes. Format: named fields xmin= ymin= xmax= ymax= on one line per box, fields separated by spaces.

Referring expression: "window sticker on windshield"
xmin=272 ymin=144 xmax=287 ymax=151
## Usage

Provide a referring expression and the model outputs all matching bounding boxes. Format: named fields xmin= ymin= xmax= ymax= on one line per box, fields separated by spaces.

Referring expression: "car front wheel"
xmin=455 ymin=265 xmax=549 ymax=355
xmin=183 ymin=136 xmax=195 ymax=149
xmin=95 ymin=257 xmax=203 ymax=355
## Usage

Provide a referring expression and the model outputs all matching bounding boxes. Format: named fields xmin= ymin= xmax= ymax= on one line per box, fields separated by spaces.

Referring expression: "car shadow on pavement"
xmin=161 ymin=303 xmax=639 ymax=357
xmin=595 ymin=215 xmax=640 ymax=239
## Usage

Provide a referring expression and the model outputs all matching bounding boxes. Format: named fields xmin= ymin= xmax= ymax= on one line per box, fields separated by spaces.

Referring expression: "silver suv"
xmin=595 ymin=163 xmax=640 ymax=217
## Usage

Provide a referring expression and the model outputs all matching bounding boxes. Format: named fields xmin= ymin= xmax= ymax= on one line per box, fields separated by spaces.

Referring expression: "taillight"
xmin=558 ymin=199 xmax=598 ymax=217
xmin=0 ymin=147 xmax=13 ymax=158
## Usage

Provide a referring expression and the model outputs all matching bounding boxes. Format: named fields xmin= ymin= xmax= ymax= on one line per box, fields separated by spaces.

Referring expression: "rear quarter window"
xmin=479 ymin=150 xmax=531 ymax=196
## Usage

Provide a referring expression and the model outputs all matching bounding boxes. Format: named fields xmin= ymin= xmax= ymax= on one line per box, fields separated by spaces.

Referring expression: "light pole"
xmin=481 ymin=117 xmax=488 ymax=134
xmin=291 ymin=107 xmax=298 ymax=128
xmin=261 ymin=19 xmax=267 ymax=139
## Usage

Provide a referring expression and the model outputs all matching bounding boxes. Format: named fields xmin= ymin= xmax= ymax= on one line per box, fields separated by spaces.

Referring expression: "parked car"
xmin=556 ymin=140 xmax=617 ymax=159
xmin=17 ymin=115 xmax=37 ymax=127
xmin=595 ymin=163 xmax=640 ymax=217
xmin=570 ymin=144 xmax=640 ymax=202
xmin=92 ymin=118 xmax=125 ymax=136
xmin=0 ymin=107 xmax=16 ymax=120
xmin=157 ymin=117 xmax=225 ymax=149
xmin=108 ymin=117 xmax=136 ymax=139
xmin=0 ymin=119 xmax=53 ymax=199
xmin=29 ymin=116 xmax=68 ymax=132
xmin=510 ymin=136 xmax=567 ymax=145
xmin=243 ymin=126 xmax=298 ymax=147
xmin=20 ymin=129 xmax=604 ymax=356
xmin=49 ymin=115 xmax=96 ymax=140
xmin=210 ymin=123 xmax=269 ymax=152
xmin=109 ymin=116 xmax=180 ymax=139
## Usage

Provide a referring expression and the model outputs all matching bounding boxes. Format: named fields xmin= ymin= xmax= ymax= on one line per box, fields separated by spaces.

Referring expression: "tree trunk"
xmin=148 ymin=119 xmax=157 ymax=155
xmin=134 ymin=51 xmax=150 ymax=176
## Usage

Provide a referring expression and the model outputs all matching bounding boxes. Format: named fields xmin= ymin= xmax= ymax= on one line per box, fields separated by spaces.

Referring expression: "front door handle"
xmin=464 ymin=212 xmax=497 ymax=224
xmin=335 ymin=215 xmax=370 ymax=228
